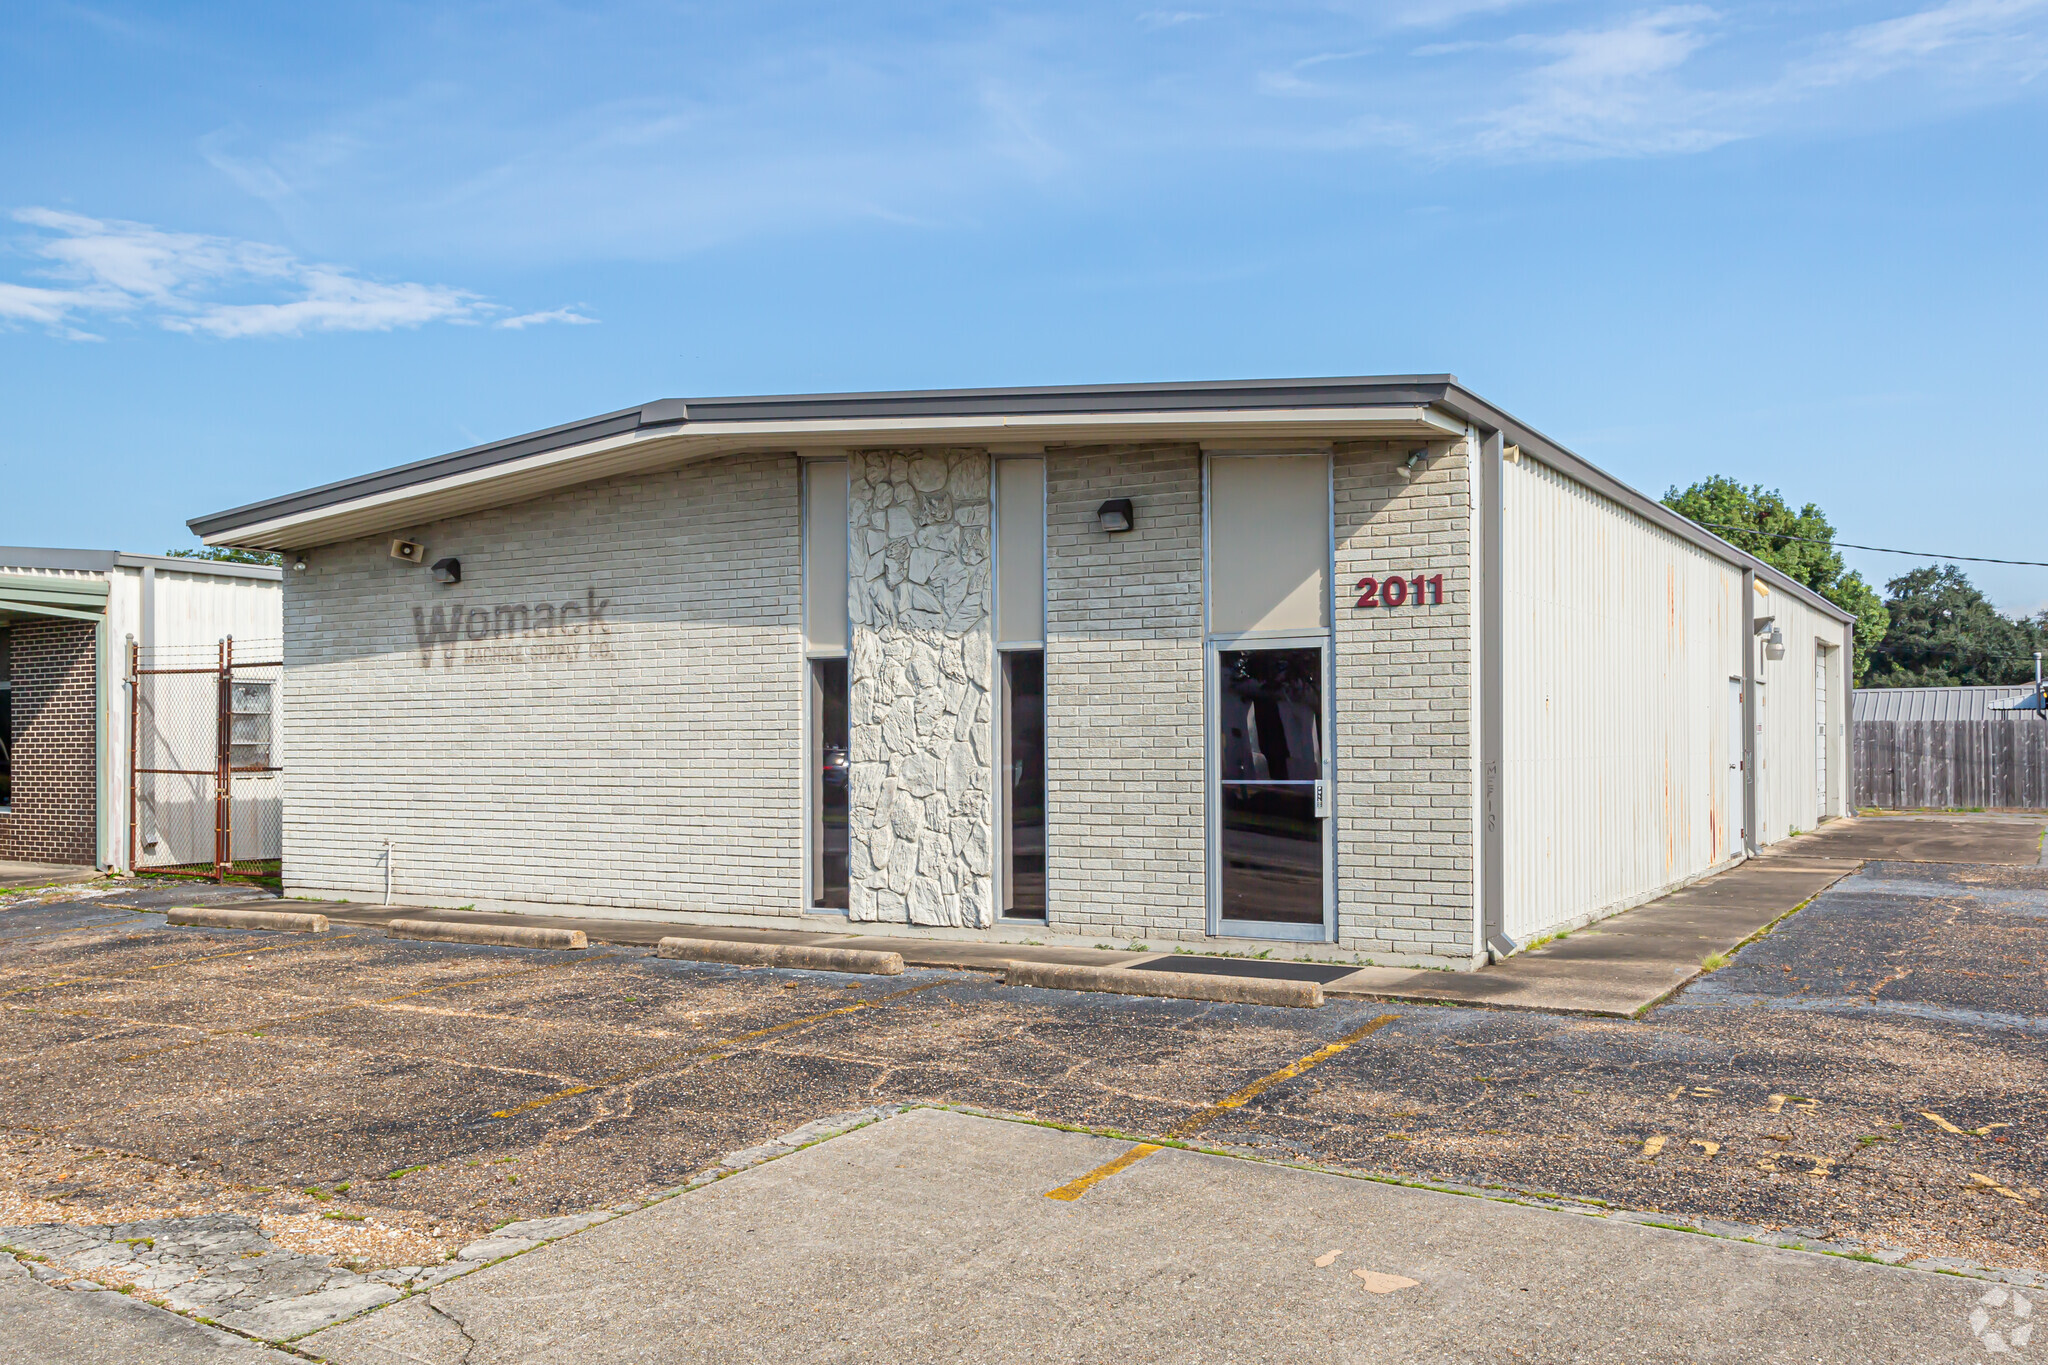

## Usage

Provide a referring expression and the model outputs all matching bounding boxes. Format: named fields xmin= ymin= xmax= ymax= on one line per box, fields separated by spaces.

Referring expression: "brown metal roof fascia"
xmin=1433 ymin=386 xmax=1857 ymax=628
xmin=639 ymin=374 xmax=1458 ymax=425
xmin=186 ymin=405 xmax=648 ymax=539
xmin=186 ymin=377 xmax=1464 ymax=542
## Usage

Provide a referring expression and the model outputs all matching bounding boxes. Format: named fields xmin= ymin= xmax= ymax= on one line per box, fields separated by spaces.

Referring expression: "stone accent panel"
xmin=0 ymin=618 xmax=99 ymax=866
xmin=1043 ymin=444 xmax=1206 ymax=941
xmin=1333 ymin=440 xmax=1476 ymax=967
xmin=845 ymin=449 xmax=995 ymax=927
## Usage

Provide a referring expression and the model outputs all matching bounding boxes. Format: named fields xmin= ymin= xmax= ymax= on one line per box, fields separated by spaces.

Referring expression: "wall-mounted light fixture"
xmin=1765 ymin=626 xmax=1786 ymax=660
xmin=430 ymin=558 xmax=462 ymax=585
xmin=1404 ymin=448 xmax=1429 ymax=472
xmin=291 ymin=555 xmax=308 ymax=572
xmin=1096 ymin=498 xmax=1134 ymax=534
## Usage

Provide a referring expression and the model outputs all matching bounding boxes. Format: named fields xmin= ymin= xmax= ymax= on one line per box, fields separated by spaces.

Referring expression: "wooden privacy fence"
xmin=1853 ymin=716 xmax=2048 ymax=809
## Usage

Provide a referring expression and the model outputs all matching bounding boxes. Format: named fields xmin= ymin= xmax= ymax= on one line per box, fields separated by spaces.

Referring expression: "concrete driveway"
xmin=302 ymin=1108 xmax=2001 ymax=1364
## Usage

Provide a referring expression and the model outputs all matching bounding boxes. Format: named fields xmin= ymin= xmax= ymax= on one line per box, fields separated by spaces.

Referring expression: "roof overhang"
xmin=191 ymin=394 xmax=1466 ymax=551
xmin=0 ymin=571 xmax=111 ymax=623
xmin=186 ymin=373 xmax=1856 ymax=627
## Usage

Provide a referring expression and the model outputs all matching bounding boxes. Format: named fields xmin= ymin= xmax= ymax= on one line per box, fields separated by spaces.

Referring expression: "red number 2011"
xmin=1354 ymin=573 xmax=1443 ymax=609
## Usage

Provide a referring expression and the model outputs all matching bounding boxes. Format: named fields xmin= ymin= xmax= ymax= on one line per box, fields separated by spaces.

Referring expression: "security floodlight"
xmin=1097 ymin=499 xmax=1134 ymax=534
xmin=430 ymin=558 xmax=462 ymax=585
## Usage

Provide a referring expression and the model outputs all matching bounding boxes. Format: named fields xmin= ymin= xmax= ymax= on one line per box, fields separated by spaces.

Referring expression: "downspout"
xmin=1477 ymin=428 xmax=1510 ymax=960
xmin=1742 ymin=569 xmax=1759 ymax=856
xmin=1842 ymin=620 xmax=1855 ymax=818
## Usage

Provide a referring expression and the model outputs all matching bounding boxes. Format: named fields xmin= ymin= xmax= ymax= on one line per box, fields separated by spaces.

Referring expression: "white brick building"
xmin=190 ymin=378 xmax=1854 ymax=968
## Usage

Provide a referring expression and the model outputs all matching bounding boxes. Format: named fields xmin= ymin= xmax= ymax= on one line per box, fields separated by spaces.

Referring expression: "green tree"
xmin=1864 ymin=566 xmax=2046 ymax=687
xmin=1661 ymin=476 xmax=1889 ymax=681
xmin=165 ymin=546 xmax=282 ymax=567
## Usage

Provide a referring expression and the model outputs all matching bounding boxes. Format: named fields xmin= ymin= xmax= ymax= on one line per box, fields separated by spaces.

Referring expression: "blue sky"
xmin=3 ymin=1 xmax=2045 ymax=611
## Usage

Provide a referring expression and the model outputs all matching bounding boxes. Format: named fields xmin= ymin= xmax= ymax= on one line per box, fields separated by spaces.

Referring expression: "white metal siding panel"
xmin=1501 ymin=458 xmax=1742 ymax=941
xmin=153 ymin=571 xmax=284 ymax=651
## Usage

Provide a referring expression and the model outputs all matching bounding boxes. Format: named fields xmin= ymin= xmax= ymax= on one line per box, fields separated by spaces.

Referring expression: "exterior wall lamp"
xmin=1097 ymin=498 xmax=1134 ymax=534
xmin=430 ymin=558 xmax=462 ymax=585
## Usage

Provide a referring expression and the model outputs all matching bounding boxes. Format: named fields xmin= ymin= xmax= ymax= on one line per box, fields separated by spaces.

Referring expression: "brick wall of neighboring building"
xmin=1042 ymin=443 xmax=1207 ymax=943
xmin=280 ymin=453 xmax=804 ymax=916
xmin=1332 ymin=440 xmax=1477 ymax=966
xmin=0 ymin=618 xmax=99 ymax=866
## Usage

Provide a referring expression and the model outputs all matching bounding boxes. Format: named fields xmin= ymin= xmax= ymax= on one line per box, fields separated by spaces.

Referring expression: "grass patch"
xmin=384 ymin=1165 xmax=428 ymax=1180
xmin=321 ymin=1213 xmax=366 ymax=1222
xmin=1700 ymin=952 xmax=1731 ymax=971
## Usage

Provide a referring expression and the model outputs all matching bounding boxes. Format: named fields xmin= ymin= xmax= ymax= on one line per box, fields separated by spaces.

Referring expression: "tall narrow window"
xmin=995 ymin=457 xmax=1046 ymax=918
xmin=1001 ymin=651 xmax=1044 ymax=917
xmin=803 ymin=459 xmax=849 ymax=910
xmin=812 ymin=657 xmax=849 ymax=908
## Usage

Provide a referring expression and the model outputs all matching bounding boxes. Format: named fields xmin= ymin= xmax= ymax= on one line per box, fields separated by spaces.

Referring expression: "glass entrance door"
xmin=1214 ymin=645 xmax=1327 ymax=935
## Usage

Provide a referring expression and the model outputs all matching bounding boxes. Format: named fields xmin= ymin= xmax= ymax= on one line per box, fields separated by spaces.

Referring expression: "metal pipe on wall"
xmin=1742 ymin=569 xmax=1758 ymax=856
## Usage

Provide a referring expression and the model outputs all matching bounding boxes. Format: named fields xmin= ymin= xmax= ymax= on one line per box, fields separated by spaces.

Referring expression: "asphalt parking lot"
xmin=1 ymin=819 xmax=2042 ymax=1353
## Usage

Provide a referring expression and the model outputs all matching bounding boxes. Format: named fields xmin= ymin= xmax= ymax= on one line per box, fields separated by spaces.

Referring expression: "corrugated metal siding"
xmin=1500 ymin=457 xmax=1744 ymax=941
xmin=151 ymin=569 xmax=282 ymax=653
xmin=1854 ymin=686 xmax=2037 ymax=723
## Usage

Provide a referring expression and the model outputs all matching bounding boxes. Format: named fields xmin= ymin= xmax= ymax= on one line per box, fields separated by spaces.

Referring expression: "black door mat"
xmin=1130 ymin=956 xmax=1358 ymax=984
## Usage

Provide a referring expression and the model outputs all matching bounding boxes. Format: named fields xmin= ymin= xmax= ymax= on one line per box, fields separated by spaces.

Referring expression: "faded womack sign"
xmin=412 ymin=589 xmax=616 ymax=669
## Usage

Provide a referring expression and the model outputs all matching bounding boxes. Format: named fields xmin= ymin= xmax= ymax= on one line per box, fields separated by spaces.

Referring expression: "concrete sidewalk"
xmin=1 ymin=1256 xmax=298 ymax=1365
xmin=245 ymin=813 xmax=2048 ymax=1018
xmin=0 ymin=860 xmax=101 ymax=890
xmin=300 ymin=1107 xmax=1997 ymax=1365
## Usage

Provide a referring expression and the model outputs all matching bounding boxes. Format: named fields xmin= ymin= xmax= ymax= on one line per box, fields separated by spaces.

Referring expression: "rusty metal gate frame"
xmin=128 ymin=636 xmax=284 ymax=881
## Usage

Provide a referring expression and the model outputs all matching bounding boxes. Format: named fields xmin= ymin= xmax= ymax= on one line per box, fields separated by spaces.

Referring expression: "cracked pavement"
xmin=0 ymin=834 xmax=2043 ymax=1352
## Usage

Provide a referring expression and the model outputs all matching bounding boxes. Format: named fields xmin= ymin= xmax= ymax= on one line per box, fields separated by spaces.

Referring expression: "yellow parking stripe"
xmin=1045 ymin=1144 xmax=1164 ymax=1201
xmin=1044 ymin=1013 xmax=1401 ymax=1200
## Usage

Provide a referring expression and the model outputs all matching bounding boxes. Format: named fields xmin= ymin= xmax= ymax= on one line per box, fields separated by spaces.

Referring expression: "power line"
xmin=1690 ymin=520 xmax=2048 ymax=569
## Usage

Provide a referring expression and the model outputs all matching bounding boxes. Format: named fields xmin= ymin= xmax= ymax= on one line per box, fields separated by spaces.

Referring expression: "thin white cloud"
xmin=496 ymin=306 xmax=598 ymax=330
xmin=1471 ymin=7 xmax=1736 ymax=158
xmin=1 ymin=208 xmax=594 ymax=339
xmin=1789 ymin=0 xmax=2048 ymax=91
xmin=1445 ymin=0 xmax=2048 ymax=160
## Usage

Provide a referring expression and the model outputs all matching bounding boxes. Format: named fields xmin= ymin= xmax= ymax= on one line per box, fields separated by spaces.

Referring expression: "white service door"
xmin=1725 ymin=678 xmax=1744 ymax=859
xmin=1815 ymin=649 xmax=1829 ymax=815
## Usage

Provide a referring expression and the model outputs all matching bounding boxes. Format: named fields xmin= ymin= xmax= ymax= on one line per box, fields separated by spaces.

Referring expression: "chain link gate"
xmin=129 ymin=637 xmax=283 ymax=881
